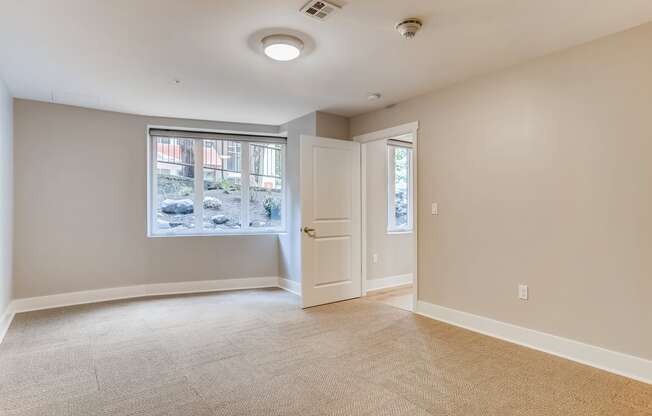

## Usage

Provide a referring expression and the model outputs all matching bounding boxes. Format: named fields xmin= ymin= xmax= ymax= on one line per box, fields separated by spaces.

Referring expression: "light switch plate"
xmin=518 ymin=284 xmax=529 ymax=301
xmin=431 ymin=203 xmax=438 ymax=215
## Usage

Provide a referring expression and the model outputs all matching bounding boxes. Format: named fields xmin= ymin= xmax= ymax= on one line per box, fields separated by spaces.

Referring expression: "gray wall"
xmin=316 ymin=111 xmax=350 ymax=141
xmin=351 ymin=23 xmax=652 ymax=360
xmin=278 ymin=112 xmax=316 ymax=283
xmin=0 ymin=80 xmax=12 ymax=314
xmin=13 ymin=100 xmax=281 ymax=298
xmin=364 ymin=139 xmax=413 ymax=281
xmin=278 ymin=111 xmax=351 ymax=283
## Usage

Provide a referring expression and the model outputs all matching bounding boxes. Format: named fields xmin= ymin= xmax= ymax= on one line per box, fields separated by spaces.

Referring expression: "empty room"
xmin=1 ymin=1 xmax=651 ymax=415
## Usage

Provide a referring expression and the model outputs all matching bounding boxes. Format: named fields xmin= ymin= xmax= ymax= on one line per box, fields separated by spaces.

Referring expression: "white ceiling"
xmin=1 ymin=0 xmax=652 ymax=125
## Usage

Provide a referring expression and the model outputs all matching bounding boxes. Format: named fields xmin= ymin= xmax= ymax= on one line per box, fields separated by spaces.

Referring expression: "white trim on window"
xmin=147 ymin=126 xmax=287 ymax=237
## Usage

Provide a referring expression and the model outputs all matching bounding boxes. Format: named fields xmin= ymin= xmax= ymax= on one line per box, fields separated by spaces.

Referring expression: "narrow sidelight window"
xmin=387 ymin=143 xmax=413 ymax=232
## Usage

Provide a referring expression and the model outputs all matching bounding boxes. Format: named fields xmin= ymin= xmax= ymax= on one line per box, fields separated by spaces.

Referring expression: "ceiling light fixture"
xmin=262 ymin=34 xmax=304 ymax=61
xmin=367 ymin=93 xmax=382 ymax=101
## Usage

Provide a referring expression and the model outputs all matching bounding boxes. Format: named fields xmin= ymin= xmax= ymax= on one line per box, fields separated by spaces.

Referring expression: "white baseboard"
xmin=278 ymin=277 xmax=301 ymax=296
xmin=10 ymin=276 xmax=281 ymax=314
xmin=416 ymin=301 xmax=652 ymax=385
xmin=0 ymin=304 xmax=14 ymax=344
xmin=366 ymin=274 xmax=413 ymax=293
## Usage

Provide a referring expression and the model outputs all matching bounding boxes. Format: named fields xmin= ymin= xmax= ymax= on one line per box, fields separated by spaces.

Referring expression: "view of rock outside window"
xmin=155 ymin=137 xmax=196 ymax=231
xmin=202 ymin=139 xmax=242 ymax=231
xmin=249 ymin=143 xmax=283 ymax=228
xmin=153 ymin=134 xmax=284 ymax=235
xmin=391 ymin=145 xmax=411 ymax=230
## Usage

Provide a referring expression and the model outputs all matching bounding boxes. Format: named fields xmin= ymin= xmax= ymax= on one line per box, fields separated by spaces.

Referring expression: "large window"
xmin=149 ymin=129 xmax=285 ymax=236
xmin=387 ymin=143 xmax=413 ymax=232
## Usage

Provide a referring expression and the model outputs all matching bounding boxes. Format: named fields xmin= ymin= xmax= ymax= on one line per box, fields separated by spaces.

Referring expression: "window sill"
xmin=387 ymin=229 xmax=413 ymax=235
xmin=148 ymin=231 xmax=287 ymax=238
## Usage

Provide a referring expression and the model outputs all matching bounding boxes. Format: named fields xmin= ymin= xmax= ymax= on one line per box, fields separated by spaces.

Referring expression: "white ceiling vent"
xmin=300 ymin=1 xmax=341 ymax=21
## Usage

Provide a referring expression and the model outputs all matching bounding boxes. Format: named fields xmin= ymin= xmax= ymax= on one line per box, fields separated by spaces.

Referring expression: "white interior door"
xmin=300 ymin=135 xmax=361 ymax=308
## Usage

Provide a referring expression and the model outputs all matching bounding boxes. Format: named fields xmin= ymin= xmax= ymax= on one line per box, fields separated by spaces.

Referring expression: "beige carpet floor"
xmin=0 ymin=288 xmax=650 ymax=415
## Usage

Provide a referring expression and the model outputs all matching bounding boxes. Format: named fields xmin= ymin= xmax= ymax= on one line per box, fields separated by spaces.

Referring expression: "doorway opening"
xmin=358 ymin=123 xmax=418 ymax=312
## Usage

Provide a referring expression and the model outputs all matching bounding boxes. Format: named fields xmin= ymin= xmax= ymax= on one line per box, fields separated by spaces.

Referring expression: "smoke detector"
xmin=300 ymin=1 xmax=341 ymax=21
xmin=367 ymin=93 xmax=382 ymax=101
xmin=395 ymin=18 xmax=422 ymax=39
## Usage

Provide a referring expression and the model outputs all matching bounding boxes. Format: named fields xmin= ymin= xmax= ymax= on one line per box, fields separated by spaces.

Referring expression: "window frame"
xmin=387 ymin=143 xmax=414 ymax=234
xmin=147 ymin=127 xmax=287 ymax=237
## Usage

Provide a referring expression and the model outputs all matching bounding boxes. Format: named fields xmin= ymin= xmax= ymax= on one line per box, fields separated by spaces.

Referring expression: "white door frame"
xmin=354 ymin=121 xmax=419 ymax=311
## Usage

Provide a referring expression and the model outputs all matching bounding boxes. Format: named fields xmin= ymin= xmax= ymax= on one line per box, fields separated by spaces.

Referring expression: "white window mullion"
xmin=194 ymin=139 xmax=204 ymax=232
xmin=241 ymin=143 xmax=250 ymax=230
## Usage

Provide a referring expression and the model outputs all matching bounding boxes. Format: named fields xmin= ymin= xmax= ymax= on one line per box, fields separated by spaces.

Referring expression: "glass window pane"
xmin=393 ymin=146 xmax=410 ymax=229
xmin=249 ymin=143 xmax=283 ymax=229
xmin=150 ymin=134 xmax=287 ymax=236
xmin=202 ymin=140 xmax=242 ymax=231
xmin=154 ymin=137 xmax=196 ymax=233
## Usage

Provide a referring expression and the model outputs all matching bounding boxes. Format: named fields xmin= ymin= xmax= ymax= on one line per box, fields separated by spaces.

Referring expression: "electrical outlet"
xmin=432 ymin=203 xmax=438 ymax=215
xmin=518 ymin=285 xmax=529 ymax=301
xmin=372 ymin=254 xmax=379 ymax=264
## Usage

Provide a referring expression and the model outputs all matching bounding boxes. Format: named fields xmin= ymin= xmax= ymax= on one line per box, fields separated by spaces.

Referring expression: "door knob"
xmin=302 ymin=227 xmax=317 ymax=238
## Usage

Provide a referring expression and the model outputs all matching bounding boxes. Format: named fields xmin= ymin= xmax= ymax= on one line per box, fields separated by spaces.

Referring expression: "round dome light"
xmin=262 ymin=34 xmax=304 ymax=61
